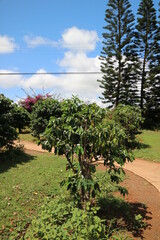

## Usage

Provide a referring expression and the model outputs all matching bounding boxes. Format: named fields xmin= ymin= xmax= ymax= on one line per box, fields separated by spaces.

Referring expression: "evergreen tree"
xmin=98 ymin=0 xmax=140 ymax=108
xmin=145 ymin=1 xmax=160 ymax=125
xmin=135 ymin=0 xmax=157 ymax=110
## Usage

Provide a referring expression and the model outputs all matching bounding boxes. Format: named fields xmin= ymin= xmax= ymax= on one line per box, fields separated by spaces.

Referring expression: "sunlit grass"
xmin=134 ymin=130 xmax=160 ymax=162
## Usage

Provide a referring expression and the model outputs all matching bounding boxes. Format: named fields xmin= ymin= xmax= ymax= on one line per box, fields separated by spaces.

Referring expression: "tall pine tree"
xmin=135 ymin=0 xmax=157 ymax=110
xmin=145 ymin=1 xmax=160 ymax=124
xmin=98 ymin=0 xmax=140 ymax=108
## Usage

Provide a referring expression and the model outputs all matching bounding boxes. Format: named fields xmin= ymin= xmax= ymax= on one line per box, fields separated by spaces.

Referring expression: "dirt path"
xmin=16 ymin=140 xmax=160 ymax=239
xmin=121 ymin=159 xmax=160 ymax=193
xmin=15 ymin=140 xmax=54 ymax=153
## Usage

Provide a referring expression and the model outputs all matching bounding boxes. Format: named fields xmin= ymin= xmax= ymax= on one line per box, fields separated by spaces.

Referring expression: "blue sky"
xmin=0 ymin=0 xmax=159 ymax=104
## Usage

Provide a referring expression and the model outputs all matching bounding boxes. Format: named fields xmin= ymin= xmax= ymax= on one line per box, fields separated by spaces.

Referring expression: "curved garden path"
xmin=121 ymin=158 xmax=160 ymax=193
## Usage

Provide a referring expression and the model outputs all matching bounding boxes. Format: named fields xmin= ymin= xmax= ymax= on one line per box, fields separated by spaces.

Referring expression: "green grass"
xmin=19 ymin=133 xmax=36 ymax=142
xmin=0 ymin=149 xmax=67 ymax=239
xmin=134 ymin=130 xmax=160 ymax=162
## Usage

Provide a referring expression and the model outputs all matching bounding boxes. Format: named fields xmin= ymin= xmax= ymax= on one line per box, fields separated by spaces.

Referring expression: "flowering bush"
xmin=20 ymin=93 xmax=51 ymax=112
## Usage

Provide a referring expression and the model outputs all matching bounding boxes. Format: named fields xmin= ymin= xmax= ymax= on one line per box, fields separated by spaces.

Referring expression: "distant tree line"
xmin=98 ymin=0 xmax=160 ymax=127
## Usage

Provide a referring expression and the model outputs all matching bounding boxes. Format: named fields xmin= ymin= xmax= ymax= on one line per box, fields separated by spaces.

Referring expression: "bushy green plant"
xmin=42 ymin=96 xmax=133 ymax=207
xmin=0 ymin=94 xmax=17 ymax=149
xmin=12 ymin=104 xmax=30 ymax=133
xmin=105 ymin=105 xmax=143 ymax=146
xmin=30 ymin=98 xmax=61 ymax=139
xmin=25 ymin=197 xmax=108 ymax=240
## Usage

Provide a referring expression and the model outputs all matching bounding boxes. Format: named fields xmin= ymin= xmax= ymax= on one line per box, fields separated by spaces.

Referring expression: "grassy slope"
xmin=134 ymin=130 xmax=160 ymax=162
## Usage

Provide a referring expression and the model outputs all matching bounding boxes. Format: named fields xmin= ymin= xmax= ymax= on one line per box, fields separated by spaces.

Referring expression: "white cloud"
xmin=22 ymin=69 xmax=59 ymax=89
xmin=21 ymin=63 xmax=102 ymax=101
xmin=0 ymin=35 xmax=17 ymax=54
xmin=59 ymin=52 xmax=100 ymax=71
xmin=24 ymin=27 xmax=99 ymax=52
xmin=0 ymin=27 xmax=104 ymax=106
xmin=61 ymin=26 xmax=99 ymax=52
xmin=0 ymin=70 xmax=24 ymax=87
xmin=24 ymin=35 xmax=58 ymax=48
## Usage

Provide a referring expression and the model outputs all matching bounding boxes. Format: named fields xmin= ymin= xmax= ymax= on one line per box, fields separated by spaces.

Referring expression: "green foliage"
xmin=98 ymin=0 xmax=140 ymax=107
xmin=135 ymin=0 xmax=158 ymax=109
xmin=111 ymin=105 xmax=143 ymax=144
xmin=12 ymin=104 xmax=30 ymax=133
xmin=133 ymin=214 xmax=147 ymax=230
xmin=26 ymin=197 xmax=108 ymax=240
xmin=61 ymin=163 xmax=100 ymax=203
xmin=30 ymin=98 xmax=61 ymax=139
xmin=0 ymin=94 xmax=17 ymax=149
xmin=42 ymin=96 xmax=133 ymax=206
xmin=144 ymin=1 xmax=160 ymax=123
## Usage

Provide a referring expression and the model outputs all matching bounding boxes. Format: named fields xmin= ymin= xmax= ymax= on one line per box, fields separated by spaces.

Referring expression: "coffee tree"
xmin=12 ymin=105 xmax=30 ymax=133
xmin=0 ymin=94 xmax=17 ymax=149
xmin=42 ymin=96 xmax=133 ymax=208
xmin=110 ymin=104 xmax=143 ymax=146
xmin=30 ymin=98 xmax=62 ymax=139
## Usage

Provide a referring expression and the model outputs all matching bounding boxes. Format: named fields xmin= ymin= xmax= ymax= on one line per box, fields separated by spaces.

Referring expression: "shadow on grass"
xmin=132 ymin=141 xmax=151 ymax=150
xmin=0 ymin=147 xmax=35 ymax=174
xmin=98 ymin=195 xmax=151 ymax=239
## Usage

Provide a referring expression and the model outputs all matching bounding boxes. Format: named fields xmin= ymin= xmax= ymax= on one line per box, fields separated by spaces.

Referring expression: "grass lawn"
xmin=18 ymin=132 xmax=35 ymax=142
xmin=134 ymin=130 xmax=160 ymax=162
xmin=0 ymin=149 xmax=67 ymax=239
